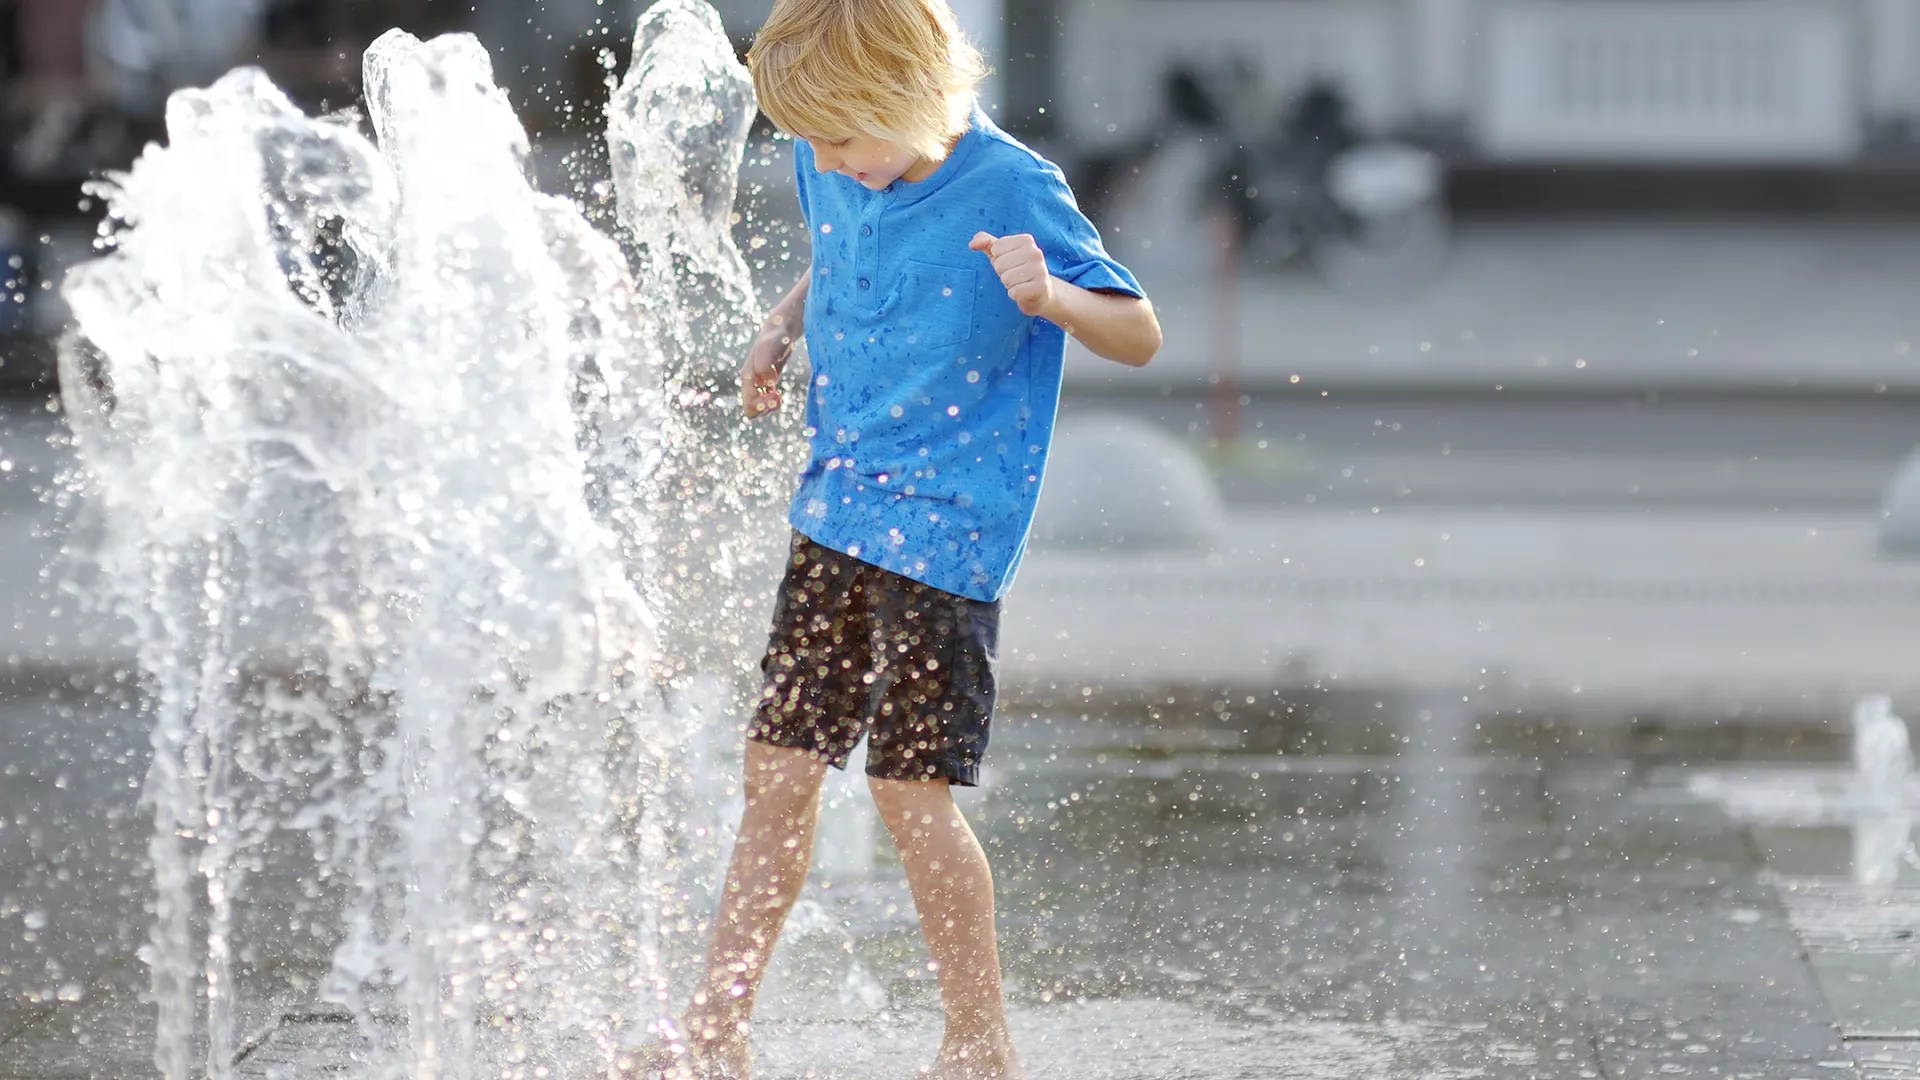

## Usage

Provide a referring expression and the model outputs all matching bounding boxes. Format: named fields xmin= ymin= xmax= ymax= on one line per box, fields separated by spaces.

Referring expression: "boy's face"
xmin=803 ymin=133 xmax=927 ymax=190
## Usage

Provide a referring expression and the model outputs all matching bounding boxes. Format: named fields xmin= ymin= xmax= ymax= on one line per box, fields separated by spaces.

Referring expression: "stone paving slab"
xmin=0 ymin=989 xmax=156 ymax=1080
xmin=1212 ymin=449 xmax=1900 ymax=512
xmin=1008 ymin=509 xmax=1920 ymax=717
xmin=1649 ymin=769 xmax=1920 ymax=1078
xmin=1858 ymin=1042 xmax=1920 ymax=1080
xmin=1772 ymin=878 xmax=1920 ymax=1053
xmin=974 ymin=744 xmax=1861 ymax=1078
xmin=1802 ymin=950 xmax=1920 ymax=1039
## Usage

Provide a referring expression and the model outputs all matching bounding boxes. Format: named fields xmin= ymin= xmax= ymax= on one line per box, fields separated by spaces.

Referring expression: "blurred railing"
xmin=1054 ymin=0 xmax=1920 ymax=164
xmin=1479 ymin=0 xmax=1860 ymax=161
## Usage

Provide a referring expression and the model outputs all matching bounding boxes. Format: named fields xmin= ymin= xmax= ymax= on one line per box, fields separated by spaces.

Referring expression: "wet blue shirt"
xmin=789 ymin=110 xmax=1142 ymax=601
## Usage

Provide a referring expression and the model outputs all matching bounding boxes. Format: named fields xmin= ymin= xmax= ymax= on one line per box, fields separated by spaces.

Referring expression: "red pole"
xmin=1210 ymin=207 xmax=1241 ymax=445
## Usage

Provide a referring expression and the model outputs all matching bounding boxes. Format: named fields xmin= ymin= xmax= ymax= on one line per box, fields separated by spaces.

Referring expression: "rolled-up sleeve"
xmin=1027 ymin=165 xmax=1144 ymax=299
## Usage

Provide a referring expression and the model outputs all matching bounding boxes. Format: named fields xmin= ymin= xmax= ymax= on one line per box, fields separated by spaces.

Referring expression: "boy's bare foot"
xmin=617 ymin=1016 xmax=751 ymax=1080
xmin=916 ymin=1036 xmax=1026 ymax=1080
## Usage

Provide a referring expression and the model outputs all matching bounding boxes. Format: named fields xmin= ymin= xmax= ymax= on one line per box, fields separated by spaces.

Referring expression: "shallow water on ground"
xmin=3 ymin=691 xmax=1910 ymax=1078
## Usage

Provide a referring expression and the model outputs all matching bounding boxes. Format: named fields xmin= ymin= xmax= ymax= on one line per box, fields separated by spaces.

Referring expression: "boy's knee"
xmin=741 ymin=742 xmax=827 ymax=807
xmin=867 ymin=773 xmax=949 ymax=816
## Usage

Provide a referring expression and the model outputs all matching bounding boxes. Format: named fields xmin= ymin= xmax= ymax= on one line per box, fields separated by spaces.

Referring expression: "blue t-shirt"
xmin=788 ymin=110 xmax=1143 ymax=602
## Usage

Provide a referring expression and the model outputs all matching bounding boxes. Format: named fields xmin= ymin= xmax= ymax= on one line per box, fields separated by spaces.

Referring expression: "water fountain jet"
xmin=56 ymin=4 xmax=799 ymax=1076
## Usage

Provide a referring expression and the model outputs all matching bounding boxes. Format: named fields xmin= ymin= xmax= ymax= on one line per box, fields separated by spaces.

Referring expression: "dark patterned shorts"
xmin=747 ymin=532 xmax=1001 ymax=786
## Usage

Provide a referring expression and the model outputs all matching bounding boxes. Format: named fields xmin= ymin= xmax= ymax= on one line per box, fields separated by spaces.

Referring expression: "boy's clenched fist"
xmin=970 ymin=232 xmax=1055 ymax=318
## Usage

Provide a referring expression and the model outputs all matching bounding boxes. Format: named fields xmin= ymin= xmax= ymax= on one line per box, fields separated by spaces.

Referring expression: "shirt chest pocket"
xmin=894 ymin=260 xmax=977 ymax=351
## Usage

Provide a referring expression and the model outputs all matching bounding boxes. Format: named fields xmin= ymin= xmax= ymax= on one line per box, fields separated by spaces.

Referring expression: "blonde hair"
xmin=748 ymin=0 xmax=986 ymax=161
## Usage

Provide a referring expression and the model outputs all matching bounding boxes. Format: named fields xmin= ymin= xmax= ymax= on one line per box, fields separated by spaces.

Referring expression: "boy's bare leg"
xmin=643 ymin=741 xmax=827 ymax=1079
xmin=869 ymin=777 xmax=1026 ymax=1080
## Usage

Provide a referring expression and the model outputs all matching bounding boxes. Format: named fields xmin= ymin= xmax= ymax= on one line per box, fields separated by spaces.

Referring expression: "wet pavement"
xmin=6 ymin=395 xmax=1918 ymax=1077
xmin=3 ymin=685 xmax=1914 ymax=1079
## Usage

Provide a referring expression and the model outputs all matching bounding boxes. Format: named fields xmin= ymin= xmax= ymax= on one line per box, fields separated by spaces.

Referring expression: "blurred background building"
xmin=8 ymin=0 xmax=1920 ymax=215
xmin=7 ymin=0 xmax=1920 ymax=377
xmin=1045 ymin=0 xmax=1920 ymax=161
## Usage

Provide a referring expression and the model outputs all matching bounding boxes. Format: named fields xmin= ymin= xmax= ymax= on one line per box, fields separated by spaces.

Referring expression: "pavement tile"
xmin=1854 ymin=1040 xmax=1920 ymax=1079
xmin=1803 ymin=948 xmax=1920 ymax=1038
xmin=232 ymin=1017 xmax=385 ymax=1079
xmin=0 ymin=991 xmax=155 ymax=1080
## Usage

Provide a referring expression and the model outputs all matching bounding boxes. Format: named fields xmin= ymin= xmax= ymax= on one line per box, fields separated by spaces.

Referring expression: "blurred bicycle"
xmin=1082 ymin=63 xmax=1450 ymax=298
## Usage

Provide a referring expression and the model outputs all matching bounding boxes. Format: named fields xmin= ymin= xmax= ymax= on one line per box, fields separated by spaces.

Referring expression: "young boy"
xmin=642 ymin=1 xmax=1159 ymax=1077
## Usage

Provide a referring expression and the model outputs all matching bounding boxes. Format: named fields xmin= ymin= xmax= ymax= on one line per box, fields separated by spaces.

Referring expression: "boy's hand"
xmin=740 ymin=318 xmax=795 ymax=419
xmin=970 ymin=232 xmax=1055 ymax=318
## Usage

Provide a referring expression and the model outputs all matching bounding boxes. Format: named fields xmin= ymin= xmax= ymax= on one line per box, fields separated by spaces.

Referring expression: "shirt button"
xmin=858 ymin=278 xmax=871 ymax=290
xmin=860 ymin=225 xmax=873 ymax=237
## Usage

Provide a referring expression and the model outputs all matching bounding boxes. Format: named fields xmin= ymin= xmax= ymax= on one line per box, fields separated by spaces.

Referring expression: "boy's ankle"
xmin=619 ymin=1014 xmax=752 ymax=1077
xmin=680 ymin=1009 xmax=750 ymax=1049
xmin=931 ymin=1033 xmax=1023 ymax=1080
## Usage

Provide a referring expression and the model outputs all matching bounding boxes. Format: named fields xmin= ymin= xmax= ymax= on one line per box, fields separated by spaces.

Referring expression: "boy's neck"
xmin=902 ymin=154 xmax=943 ymax=183
xmin=900 ymin=121 xmax=972 ymax=184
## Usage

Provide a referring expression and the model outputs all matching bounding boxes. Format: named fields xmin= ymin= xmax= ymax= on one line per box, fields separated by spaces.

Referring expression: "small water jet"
xmin=1850 ymin=694 xmax=1914 ymax=889
xmin=1852 ymin=694 xmax=1913 ymax=811
xmin=1689 ymin=694 xmax=1916 ymax=891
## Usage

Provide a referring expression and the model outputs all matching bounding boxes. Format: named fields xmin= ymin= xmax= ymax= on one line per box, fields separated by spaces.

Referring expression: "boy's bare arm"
xmin=970 ymin=232 xmax=1162 ymax=367
xmin=1036 ymin=278 xmax=1161 ymax=368
xmin=742 ymin=274 xmax=812 ymax=418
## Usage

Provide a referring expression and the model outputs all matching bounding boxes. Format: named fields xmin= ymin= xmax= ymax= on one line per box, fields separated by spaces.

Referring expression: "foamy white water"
xmin=56 ymin=3 xmax=792 ymax=1076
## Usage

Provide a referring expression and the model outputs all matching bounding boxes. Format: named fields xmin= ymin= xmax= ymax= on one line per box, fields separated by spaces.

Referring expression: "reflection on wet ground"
xmin=2 ymin=687 xmax=1913 ymax=1079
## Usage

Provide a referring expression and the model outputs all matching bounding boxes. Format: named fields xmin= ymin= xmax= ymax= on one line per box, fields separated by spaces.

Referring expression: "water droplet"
xmin=22 ymin=910 xmax=47 ymax=930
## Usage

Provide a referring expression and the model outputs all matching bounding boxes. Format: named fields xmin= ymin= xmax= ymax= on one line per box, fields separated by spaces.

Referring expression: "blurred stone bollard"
xmin=1879 ymin=448 xmax=1920 ymax=556
xmin=1029 ymin=412 xmax=1228 ymax=552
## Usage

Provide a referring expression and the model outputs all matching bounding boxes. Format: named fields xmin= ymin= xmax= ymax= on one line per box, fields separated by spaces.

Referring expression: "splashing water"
xmin=605 ymin=0 xmax=810 ymax=909
xmin=611 ymin=0 xmax=807 ymax=685
xmin=55 ymin=3 xmax=798 ymax=1077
